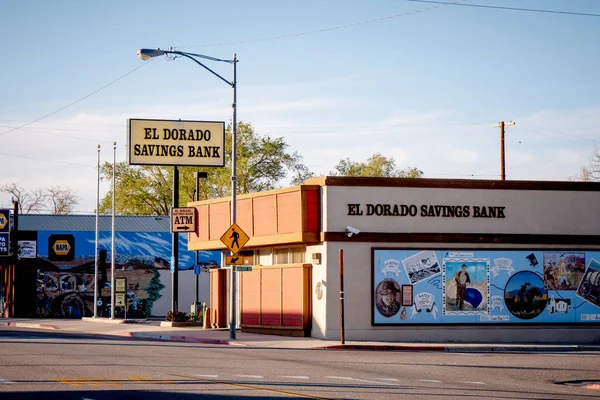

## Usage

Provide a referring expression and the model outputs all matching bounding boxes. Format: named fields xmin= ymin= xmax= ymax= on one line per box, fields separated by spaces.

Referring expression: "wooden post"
xmin=500 ymin=121 xmax=505 ymax=180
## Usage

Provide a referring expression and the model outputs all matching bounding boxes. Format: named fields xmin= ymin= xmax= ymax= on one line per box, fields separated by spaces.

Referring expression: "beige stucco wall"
xmin=324 ymin=186 xmax=600 ymax=235
xmin=308 ymin=244 xmax=327 ymax=338
xmin=319 ymin=241 xmax=600 ymax=343
xmin=317 ymin=184 xmax=600 ymax=343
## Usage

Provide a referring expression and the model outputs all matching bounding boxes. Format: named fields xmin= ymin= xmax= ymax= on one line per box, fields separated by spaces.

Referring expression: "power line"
xmin=0 ymin=151 xmax=96 ymax=168
xmin=176 ymin=1 xmax=466 ymax=49
xmin=0 ymin=60 xmax=153 ymax=138
xmin=516 ymin=126 xmax=597 ymax=148
xmin=0 ymin=124 xmax=115 ymax=143
xmin=0 ymin=120 xmax=124 ymax=129
xmin=0 ymin=2 xmax=461 ymax=137
xmin=518 ymin=123 xmax=598 ymax=143
xmin=405 ymin=0 xmax=600 ymax=17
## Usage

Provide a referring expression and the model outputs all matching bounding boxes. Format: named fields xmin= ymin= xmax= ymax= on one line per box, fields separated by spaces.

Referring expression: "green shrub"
xmin=188 ymin=312 xmax=203 ymax=323
xmin=165 ymin=311 xmax=188 ymax=322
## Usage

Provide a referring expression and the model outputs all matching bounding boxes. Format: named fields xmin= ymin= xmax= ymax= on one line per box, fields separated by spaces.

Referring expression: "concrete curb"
xmin=5 ymin=322 xmax=60 ymax=330
xmin=3 ymin=321 xmax=600 ymax=352
xmin=447 ymin=345 xmax=600 ymax=353
xmin=81 ymin=317 xmax=147 ymax=324
xmin=320 ymin=344 xmax=446 ymax=351
xmin=117 ymin=331 xmax=248 ymax=346
xmin=319 ymin=344 xmax=600 ymax=353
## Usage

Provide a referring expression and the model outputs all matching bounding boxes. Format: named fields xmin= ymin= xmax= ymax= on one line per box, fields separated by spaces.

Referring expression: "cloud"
xmin=2 ymin=98 xmax=599 ymax=213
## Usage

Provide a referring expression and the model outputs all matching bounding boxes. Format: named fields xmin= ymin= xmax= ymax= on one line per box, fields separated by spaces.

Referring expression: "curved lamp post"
xmin=137 ymin=48 xmax=238 ymax=339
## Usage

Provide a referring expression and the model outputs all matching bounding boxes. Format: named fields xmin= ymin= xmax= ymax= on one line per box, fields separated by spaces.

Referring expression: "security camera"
xmin=345 ymin=226 xmax=360 ymax=237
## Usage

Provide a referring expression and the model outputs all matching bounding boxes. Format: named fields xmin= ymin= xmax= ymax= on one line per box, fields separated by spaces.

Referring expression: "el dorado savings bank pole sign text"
xmin=347 ymin=203 xmax=506 ymax=219
xmin=127 ymin=118 xmax=225 ymax=167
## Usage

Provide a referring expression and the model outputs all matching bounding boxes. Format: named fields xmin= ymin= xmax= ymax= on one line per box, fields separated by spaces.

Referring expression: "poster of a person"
xmin=544 ymin=252 xmax=585 ymax=290
xmin=455 ymin=264 xmax=471 ymax=310
xmin=443 ymin=258 xmax=489 ymax=315
xmin=376 ymin=279 xmax=402 ymax=318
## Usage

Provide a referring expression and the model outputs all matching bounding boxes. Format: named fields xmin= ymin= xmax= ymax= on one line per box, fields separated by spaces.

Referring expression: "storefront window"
xmin=290 ymin=247 xmax=306 ymax=263
xmin=275 ymin=248 xmax=289 ymax=264
xmin=257 ymin=248 xmax=272 ymax=266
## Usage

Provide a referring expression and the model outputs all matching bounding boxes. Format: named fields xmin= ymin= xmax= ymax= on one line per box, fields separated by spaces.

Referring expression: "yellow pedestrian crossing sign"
xmin=220 ymin=223 xmax=249 ymax=254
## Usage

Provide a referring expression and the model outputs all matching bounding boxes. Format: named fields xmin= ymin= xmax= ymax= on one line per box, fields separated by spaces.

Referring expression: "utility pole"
xmin=193 ymin=171 xmax=207 ymax=310
xmin=494 ymin=121 xmax=515 ymax=180
xmin=172 ymin=166 xmax=179 ymax=315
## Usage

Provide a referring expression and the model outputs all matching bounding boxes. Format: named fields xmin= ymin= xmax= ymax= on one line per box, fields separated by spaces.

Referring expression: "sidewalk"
xmin=2 ymin=318 xmax=600 ymax=353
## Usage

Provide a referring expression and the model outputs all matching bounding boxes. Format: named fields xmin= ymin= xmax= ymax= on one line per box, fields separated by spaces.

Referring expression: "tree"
xmin=233 ymin=122 xmax=308 ymax=193
xmin=99 ymin=163 xmax=173 ymax=215
xmin=100 ymin=122 xmax=311 ymax=215
xmin=46 ymin=186 xmax=79 ymax=214
xmin=574 ymin=148 xmax=600 ymax=182
xmin=330 ymin=153 xmax=423 ymax=178
xmin=290 ymin=164 xmax=317 ymax=186
xmin=0 ymin=183 xmax=79 ymax=214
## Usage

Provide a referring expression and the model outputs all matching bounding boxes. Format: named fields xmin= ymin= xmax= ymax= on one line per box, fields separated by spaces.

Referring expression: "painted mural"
xmin=373 ymin=249 xmax=600 ymax=324
xmin=35 ymin=231 xmax=220 ymax=318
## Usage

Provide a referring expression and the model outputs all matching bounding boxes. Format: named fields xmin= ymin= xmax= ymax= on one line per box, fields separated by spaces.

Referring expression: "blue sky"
xmin=1 ymin=0 xmax=599 ymax=213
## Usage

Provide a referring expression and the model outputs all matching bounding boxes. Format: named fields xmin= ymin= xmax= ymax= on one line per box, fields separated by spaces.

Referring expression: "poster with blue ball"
xmin=372 ymin=248 xmax=600 ymax=325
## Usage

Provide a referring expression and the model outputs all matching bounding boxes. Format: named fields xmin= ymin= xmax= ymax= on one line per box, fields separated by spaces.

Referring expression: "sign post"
xmin=0 ymin=209 xmax=9 ymax=257
xmin=220 ymin=223 xmax=249 ymax=254
xmin=220 ymin=223 xmax=250 ymax=336
xmin=115 ymin=277 xmax=127 ymax=319
xmin=127 ymin=119 xmax=225 ymax=167
xmin=127 ymin=118 xmax=225 ymax=320
xmin=225 ymin=255 xmax=244 ymax=265
xmin=171 ymin=207 xmax=197 ymax=233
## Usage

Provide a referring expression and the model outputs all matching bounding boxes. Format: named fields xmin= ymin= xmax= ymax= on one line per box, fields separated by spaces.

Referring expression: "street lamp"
xmin=137 ymin=48 xmax=238 ymax=339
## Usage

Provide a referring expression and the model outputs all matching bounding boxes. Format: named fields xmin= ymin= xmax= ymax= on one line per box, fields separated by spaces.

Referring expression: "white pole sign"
xmin=127 ymin=118 xmax=225 ymax=167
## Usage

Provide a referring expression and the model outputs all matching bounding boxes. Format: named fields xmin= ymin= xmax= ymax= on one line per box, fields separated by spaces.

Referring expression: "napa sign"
xmin=127 ymin=118 xmax=225 ymax=167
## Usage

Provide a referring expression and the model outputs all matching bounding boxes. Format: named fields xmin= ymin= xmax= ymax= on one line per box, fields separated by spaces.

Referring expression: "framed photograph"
xmin=401 ymin=250 xmax=441 ymax=284
xmin=402 ymin=285 xmax=413 ymax=306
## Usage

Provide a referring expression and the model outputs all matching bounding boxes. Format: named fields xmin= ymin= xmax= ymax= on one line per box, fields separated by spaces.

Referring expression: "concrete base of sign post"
xmin=82 ymin=317 xmax=141 ymax=324
xmin=160 ymin=321 xmax=205 ymax=328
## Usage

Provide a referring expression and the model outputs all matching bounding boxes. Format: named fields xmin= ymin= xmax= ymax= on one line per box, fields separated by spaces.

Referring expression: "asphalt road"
xmin=1 ymin=327 xmax=600 ymax=399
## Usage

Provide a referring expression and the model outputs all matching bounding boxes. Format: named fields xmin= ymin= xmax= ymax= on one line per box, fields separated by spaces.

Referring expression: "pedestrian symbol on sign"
xmin=229 ymin=228 xmax=240 ymax=250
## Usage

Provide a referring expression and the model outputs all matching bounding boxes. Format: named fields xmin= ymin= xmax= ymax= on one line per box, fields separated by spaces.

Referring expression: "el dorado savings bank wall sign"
xmin=127 ymin=118 xmax=225 ymax=167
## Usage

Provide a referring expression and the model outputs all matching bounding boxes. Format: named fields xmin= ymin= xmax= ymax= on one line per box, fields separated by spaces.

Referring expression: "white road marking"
xmin=453 ymin=353 xmax=485 ymax=356
xmin=459 ymin=381 xmax=486 ymax=385
xmin=375 ymin=378 xmax=400 ymax=382
xmin=195 ymin=375 xmax=219 ymax=378
xmin=236 ymin=375 xmax=264 ymax=379
xmin=280 ymin=376 xmax=310 ymax=379
xmin=549 ymin=353 xmax=600 ymax=357
xmin=420 ymin=379 xmax=442 ymax=383
xmin=326 ymin=376 xmax=397 ymax=386
xmin=0 ymin=379 xmax=15 ymax=384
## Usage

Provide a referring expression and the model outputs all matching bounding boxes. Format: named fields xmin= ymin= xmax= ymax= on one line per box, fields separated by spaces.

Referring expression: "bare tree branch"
xmin=0 ymin=183 xmax=46 ymax=214
xmin=573 ymin=148 xmax=600 ymax=182
xmin=46 ymin=186 xmax=79 ymax=214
